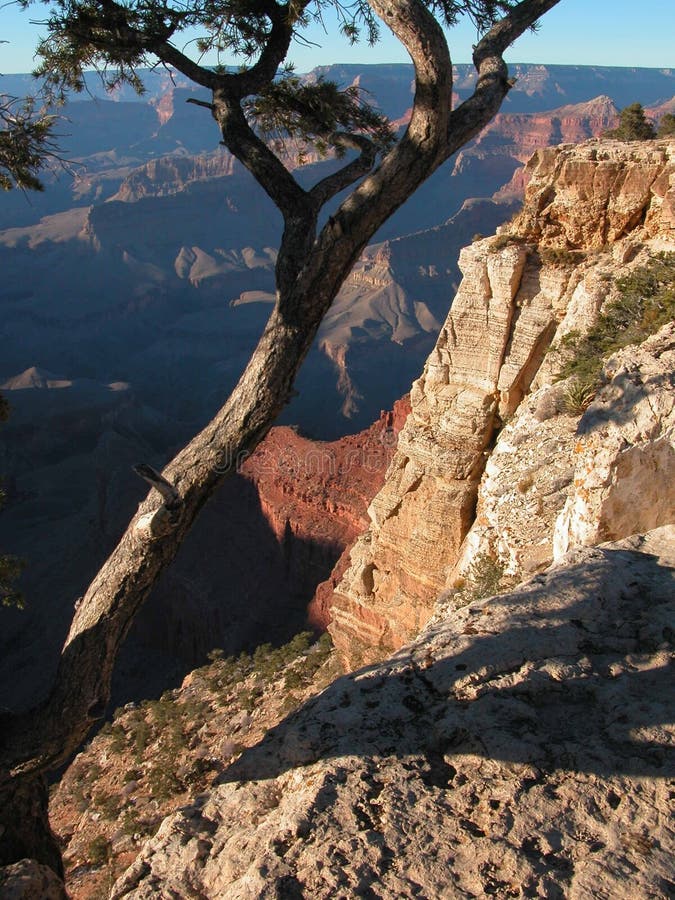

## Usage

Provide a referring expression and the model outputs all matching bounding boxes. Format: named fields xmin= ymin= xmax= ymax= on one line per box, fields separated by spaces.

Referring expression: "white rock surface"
xmin=113 ymin=528 xmax=675 ymax=900
xmin=554 ymin=322 xmax=675 ymax=558
xmin=452 ymin=380 xmax=579 ymax=581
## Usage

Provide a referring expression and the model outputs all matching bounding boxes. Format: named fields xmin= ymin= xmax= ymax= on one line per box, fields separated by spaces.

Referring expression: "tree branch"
xmin=214 ymin=97 xmax=309 ymax=220
xmin=150 ymin=0 xmax=300 ymax=99
xmin=443 ymin=0 xmax=563 ymax=150
xmin=308 ymin=133 xmax=377 ymax=207
xmin=474 ymin=0 xmax=561 ymax=62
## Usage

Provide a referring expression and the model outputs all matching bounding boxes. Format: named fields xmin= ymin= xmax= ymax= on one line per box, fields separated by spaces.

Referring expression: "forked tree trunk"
xmin=0 ymin=0 xmax=560 ymax=877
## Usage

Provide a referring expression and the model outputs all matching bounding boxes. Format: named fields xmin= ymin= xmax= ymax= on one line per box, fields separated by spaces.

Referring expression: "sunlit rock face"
xmin=328 ymin=139 xmax=675 ymax=669
xmin=554 ymin=322 xmax=675 ymax=558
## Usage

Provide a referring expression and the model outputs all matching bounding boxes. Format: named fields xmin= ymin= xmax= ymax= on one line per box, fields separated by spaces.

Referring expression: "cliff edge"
xmin=5 ymin=139 xmax=674 ymax=900
xmin=111 ymin=526 xmax=675 ymax=899
xmin=105 ymin=139 xmax=675 ymax=900
xmin=329 ymin=139 xmax=675 ymax=668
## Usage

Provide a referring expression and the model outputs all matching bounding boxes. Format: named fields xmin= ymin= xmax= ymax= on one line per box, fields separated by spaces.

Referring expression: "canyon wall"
xmin=328 ymin=139 xmax=675 ymax=668
xmin=12 ymin=138 xmax=675 ymax=900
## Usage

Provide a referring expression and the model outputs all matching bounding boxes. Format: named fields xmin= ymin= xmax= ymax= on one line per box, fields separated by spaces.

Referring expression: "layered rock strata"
xmin=329 ymin=139 xmax=675 ymax=668
xmin=112 ymin=527 xmax=675 ymax=900
xmin=510 ymin=139 xmax=675 ymax=248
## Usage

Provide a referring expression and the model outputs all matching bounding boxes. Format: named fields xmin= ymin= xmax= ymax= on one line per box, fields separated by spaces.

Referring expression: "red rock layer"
xmin=240 ymin=397 xmax=411 ymax=628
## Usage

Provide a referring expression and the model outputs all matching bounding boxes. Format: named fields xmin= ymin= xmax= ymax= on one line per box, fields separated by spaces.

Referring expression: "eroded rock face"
xmin=452 ymin=320 xmax=675 ymax=585
xmin=328 ymin=140 xmax=675 ymax=669
xmin=327 ymin=238 xmax=582 ymax=667
xmin=0 ymin=860 xmax=68 ymax=900
xmin=509 ymin=139 xmax=675 ymax=248
xmin=452 ymin=380 xmax=579 ymax=581
xmin=554 ymin=322 xmax=675 ymax=557
xmin=112 ymin=528 xmax=675 ymax=900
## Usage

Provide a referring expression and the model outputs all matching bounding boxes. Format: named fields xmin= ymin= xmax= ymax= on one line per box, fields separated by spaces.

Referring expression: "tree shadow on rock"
xmin=219 ymin=546 xmax=675 ymax=783
xmin=578 ymin=368 xmax=675 ymax=435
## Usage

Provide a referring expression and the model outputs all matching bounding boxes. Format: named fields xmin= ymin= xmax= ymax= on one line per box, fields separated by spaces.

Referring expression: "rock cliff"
xmin=110 ymin=527 xmax=675 ymax=900
xmin=329 ymin=139 xmax=675 ymax=668
xmin=10 ymin=138 xmax=674 ymax=900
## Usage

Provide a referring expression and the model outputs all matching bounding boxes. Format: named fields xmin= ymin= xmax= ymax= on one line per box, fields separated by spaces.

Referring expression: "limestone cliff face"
xmin=509 ymin=139 xmax=675 ymax=248
xmin=329 ymin=139 xmax=675 ymax=668
xmin=453 ymin=320 xmax=675 ymax=589
xmin=553 ymin=323 xmax=675 ymax=556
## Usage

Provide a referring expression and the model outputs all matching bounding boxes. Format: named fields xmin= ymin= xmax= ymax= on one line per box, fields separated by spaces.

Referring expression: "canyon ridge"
xmin=6 ymin=136 xmax=672 ymax=898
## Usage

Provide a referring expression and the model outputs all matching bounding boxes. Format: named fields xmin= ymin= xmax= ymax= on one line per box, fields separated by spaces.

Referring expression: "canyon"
xmin=2 ymin=64 xmax=675 ymax=712
xmin=8 ymin=136 xmax=673 ymax=898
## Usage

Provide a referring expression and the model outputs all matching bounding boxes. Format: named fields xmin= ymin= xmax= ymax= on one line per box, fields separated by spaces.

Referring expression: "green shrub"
xmin=604 ymin=103 xmax=656 ymax=141
xmin=147 ymin=764 xmax=182 ymax=801
xmin=466 ymin=554 xmax=506 ymax=600
xmin=108 ymin=723 xmax=127 ymax=755
xmin=562 ymin=379 xmax=598 ymax=416
xmin=448 ymin=553 xmax=508 ymax=608
xmin=133 ymin=718 xmax=151 ymax=761
xmin=87 ymin=835 xmax=111 ymax=867
xmin=540 ymin=247 xmax=583 ymax=267
xmin=93 ymin=791 xmax=120 ymax=821
xmin=123 ymin=768 xmax=143 ymax=784
xmin=556 ymin=252 xmax=675 ymax=389
xmin=657 ymin=113 xmax=675 ymax=138
xmin=489 ymin=233 xmax=527 ymax=252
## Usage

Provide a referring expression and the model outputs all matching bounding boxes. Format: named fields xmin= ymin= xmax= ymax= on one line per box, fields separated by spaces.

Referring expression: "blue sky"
xmin=1 ymin=0 xmax=674 ymax=74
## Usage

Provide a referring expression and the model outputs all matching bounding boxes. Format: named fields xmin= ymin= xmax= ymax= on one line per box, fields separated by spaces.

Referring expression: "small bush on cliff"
xmin=449 ymin=553 xmax=510 ymax=608
xmin=556 ymin=252 xmax=675 ymax=390
xmin=86 ymin=835 xmax=111 ymax=867
xmin=562 ymin=379 xmax=598 ymax=416
xmin=467 ymin=554 xmax=507 ymax=600
xmin=657 ymin=113 xmax=675 ymax=138
xmin=284 ymin=632 xmax=333 ymax=689
xmin=540 ymin=247 xmax=584 ymax=267
xmin=604 ymin=103 xmax=656 ymax=141
xmin=489 ymin=233 xmax=528 ymax=252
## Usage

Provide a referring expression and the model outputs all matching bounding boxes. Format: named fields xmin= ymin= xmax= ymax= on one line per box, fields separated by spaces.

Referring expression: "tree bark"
xmin=0 ymin=0 xmax=561 ymax=877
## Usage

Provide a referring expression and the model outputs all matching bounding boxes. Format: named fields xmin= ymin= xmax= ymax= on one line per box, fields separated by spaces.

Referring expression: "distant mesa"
xmin=231 ymin=290 xmax=276 ymax=306
xmin=0 ymin=366 xmax=130 ymax=394
xmin=1 ymin=366 xmax=72 ymax=391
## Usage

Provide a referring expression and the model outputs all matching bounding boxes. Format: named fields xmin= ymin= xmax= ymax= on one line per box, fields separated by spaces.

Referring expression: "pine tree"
xmin=0 ymin=90 xmax=57 ymax=190
xmin=605 ymin=102 xmax=656 ymax=141
xmin=0 ymin=0 xmax=562 ymax=876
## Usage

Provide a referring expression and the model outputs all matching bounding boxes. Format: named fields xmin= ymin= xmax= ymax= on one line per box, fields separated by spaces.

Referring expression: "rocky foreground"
xmin=110 ymin=527 xmax=674 ymax=899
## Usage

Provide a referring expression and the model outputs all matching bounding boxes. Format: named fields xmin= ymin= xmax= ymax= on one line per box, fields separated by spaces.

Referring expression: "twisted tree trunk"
xmin=0 ymin=0 xmax=560 ymax=876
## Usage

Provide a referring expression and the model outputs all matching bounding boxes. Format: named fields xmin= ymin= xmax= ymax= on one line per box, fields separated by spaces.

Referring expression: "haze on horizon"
xmin=1 ymin=0 xmax=673 ymax=76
